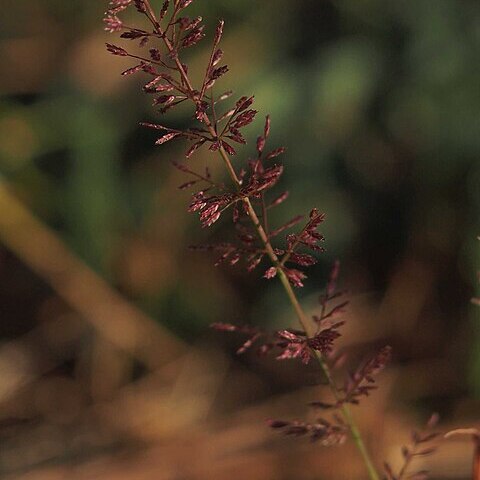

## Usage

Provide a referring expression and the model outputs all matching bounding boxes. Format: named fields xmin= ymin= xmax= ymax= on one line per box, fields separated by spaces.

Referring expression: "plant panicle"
xmin=103 ymin=3 xmax=405 ymax=480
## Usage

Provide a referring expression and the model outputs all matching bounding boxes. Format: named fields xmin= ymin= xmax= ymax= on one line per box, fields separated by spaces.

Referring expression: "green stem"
xmin=341 ymin=403 xmax=380 ymax=480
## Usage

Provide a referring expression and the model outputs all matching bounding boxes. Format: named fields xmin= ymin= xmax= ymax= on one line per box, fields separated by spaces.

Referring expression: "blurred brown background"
xmin=0 ymin=0 xmax=479 ymax=478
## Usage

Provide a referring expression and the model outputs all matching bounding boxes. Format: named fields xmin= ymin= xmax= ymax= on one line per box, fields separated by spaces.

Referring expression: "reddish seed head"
xmin=264 ymin=267 xmax=277 ymax=279
xmin=178 ymin=0 xmax=194 ymax=9
xmin=256 ymin=136 xmax=265 ymax=154
xmin=106 ymin=43 xmax=128 ymax=56
xmin=159 ymin=0 xmax=170 ymax=19
xmin=103 ymin=2 xmax=402 ymax=469
xmin=109 ymin=0 xmax=132 ymax=6
xmin=182 ymin=26 xmax=205 ymax=48
xmin=103 ymin=15 xmax=123 ymax=32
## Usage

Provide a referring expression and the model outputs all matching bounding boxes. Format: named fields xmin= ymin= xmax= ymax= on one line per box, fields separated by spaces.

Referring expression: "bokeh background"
xmin=0 ymin=0 xmax=479 ymax=478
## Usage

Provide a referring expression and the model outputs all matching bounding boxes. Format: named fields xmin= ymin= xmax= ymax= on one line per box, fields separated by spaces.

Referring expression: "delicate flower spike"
xmin=182 ymin=25 xmax=205 ymax=48
xmin=214 ymin=19 xmax=225 ymax=45
xmin=385 ymin=415 xmax=440 ymax=480
xmin=232 ymin=109 xmax=257 ymax=128
xmin=264 ymin=115 xmax=271 ymax=138
xmin=211 ymin=49 xmax=224 ymax=67
xmin=178 ymin=16 xmax=202 ymax=31
xmin=264 ymin=266 xmax=277 ymax=279
xmin=104 ymin=0 xmax=327 ymax=286
xmin=121 ymin=29 xmax=148 ymax=39
xmin=265 ymin=147 xmax=287 ymax=160
xmin=155 ymin=132 xmax=180 ymax=145
xmin=106 ymin=43 xmax=128 ymax=56
xmin=256 ymin=135 xmax=265 ymax=154
xmin=133 ymin=0 xmax=147 ymax=12
xmin=341 ymin=345 xmax=392 ymax=405
xmin=159 ymin=0 xmax=170 ymax=19
xmin=236 ymin=95 xmax=254 ymax=112
xmin=178 ymin=0 xmax=194 ymax=9
xmin=221 ymin=140 xmax=236 ymax=156
xmin=284 ymin=268 xmax=307 ymax=288
xmin=210 ymin=65 xmax=229 ymax=81
xmin=185 ymin=140 xmax=206 ymax=158
xmin=109 ymin=0 xmax=133 ymax=6
xmin=106 ymin=3 xmax=396 ymax=477
xmin=188 ymin=191 xmax=239 ymax=228
xmin=275 ymin=330 xmax=311 ymax=364
xmin=269 ymin=191 xmax=289 ymax=208
xmin=121 ymin=63 xmax=145 ymax=76
xmin=256 ymin=116 xmax=270 ymax=154
xmin=268 ymin=418 xmax=347 ymax=446
xmin=103 ymin=14 xmax=123 ymax=32
xmin=309 ymin=322 xmax=343 ymax=355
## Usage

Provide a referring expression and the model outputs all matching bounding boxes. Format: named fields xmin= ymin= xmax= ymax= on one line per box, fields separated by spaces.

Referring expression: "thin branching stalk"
xmin=104 ymin=1 xmax=382 ymax=477
xmin=139 ymin=3 xmax=380 ymax=477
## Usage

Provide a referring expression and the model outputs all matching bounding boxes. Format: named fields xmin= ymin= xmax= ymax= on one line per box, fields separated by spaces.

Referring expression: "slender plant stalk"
xmin=138 ymin=2 xmax=381 ymax=478
xmin=219 ymin=147 xmax=380 ymax=480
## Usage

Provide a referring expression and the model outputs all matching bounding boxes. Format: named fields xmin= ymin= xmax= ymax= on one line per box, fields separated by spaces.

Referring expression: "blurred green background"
xmin=0 ymin=1 xmax=479 ymax=479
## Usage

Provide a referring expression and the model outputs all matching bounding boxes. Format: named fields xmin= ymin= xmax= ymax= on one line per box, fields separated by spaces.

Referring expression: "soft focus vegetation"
xmin=0 ymin=1 xmax=479 ymax=478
